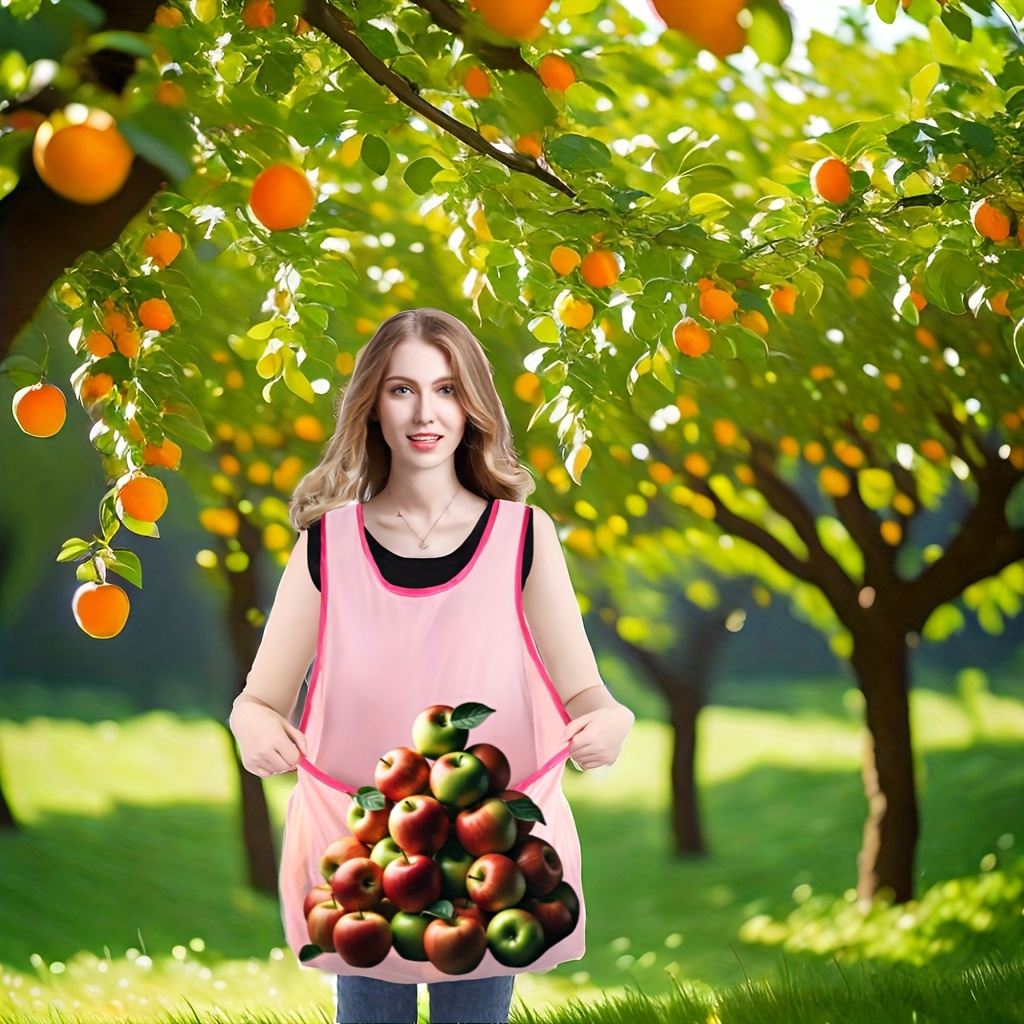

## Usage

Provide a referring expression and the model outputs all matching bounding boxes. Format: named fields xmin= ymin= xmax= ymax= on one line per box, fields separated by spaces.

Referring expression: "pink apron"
xmin=278 ymin=498 xmax=587 ymax=982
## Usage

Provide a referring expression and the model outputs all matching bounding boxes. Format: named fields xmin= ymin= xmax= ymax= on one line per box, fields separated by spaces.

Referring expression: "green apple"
xmin=390 ymin=910 xmax=430 ymax=961
xmin=486 ymin=908 xmax=545 ymax=967
xmin=370 ymin=836 xmax=405 ymax=872
xmin=435 ymin=842 xmax=476 ymax=899
xmin=412 ymin=704 xmax=468 ymax=758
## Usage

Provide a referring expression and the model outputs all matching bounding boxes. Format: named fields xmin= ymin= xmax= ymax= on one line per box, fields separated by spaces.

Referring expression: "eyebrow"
xmin=384 ymin=376 xmax=455 ymax=385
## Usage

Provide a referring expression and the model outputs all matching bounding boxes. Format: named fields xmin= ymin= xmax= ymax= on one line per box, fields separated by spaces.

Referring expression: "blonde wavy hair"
xmin=288 ymin=308 xmax=536 ymax=531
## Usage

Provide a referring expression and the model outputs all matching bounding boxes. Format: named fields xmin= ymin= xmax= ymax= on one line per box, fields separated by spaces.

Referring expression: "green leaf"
xmin=909 ymin=62 xmax=940 ymax=118
xmin=298 ymin=944 xmax=323 ymax=962
xmin=450 ymin=702 xmax=495 ymax=729
xmin=545 ymin=133 xmax=612 ymax=171
xmin=0 ymin=353 xmax=43 ymax=388
xmin=505 ymin=795 xmax=546 ymax=825
xmin=85 ymin=30 xmax=154 ymax=58
xmin=922 ymin=248 xmax=976 ymax=314
xmin=746 ymin=0 xmax=793 ymax=65
xmin=161 ymin=397 xmax=212 ymax=451
xmin=283 ymin=361 xmax=315 ymax=403
xmin=922 ymin=602 xmax=966 ymax=642
xmin=940 ymin=5 xmax=972 ymax=40
xmin=118 ymin=104 xmax=194 ymax=183
xmin=107 ymin=549 xmax=142 ymax=588
xmin=361 ymin=135 xmax=391 ymax=177
xmin=56 ymin=538 xmax=93 ymax=563
xmin=422 ymin=900 xmax=454 ymax=921
xmin=875 ymin=0 xmax=900 ymax=23
xmin=689 ymin=192 xmax=732 ymax=216
xmin=403 ymin=157 xmax=443 ymax=195
xmin=354 ymin=785 xmax=386 ymax=811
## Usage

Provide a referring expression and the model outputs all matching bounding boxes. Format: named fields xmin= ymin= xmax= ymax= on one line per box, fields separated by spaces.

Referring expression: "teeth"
xmin=411 ymin=436 xmax=440 ymax=441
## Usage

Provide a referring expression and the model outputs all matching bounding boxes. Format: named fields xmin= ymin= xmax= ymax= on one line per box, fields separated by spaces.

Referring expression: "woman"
xmin=230 ymin=308 xmax=634 ymax=1023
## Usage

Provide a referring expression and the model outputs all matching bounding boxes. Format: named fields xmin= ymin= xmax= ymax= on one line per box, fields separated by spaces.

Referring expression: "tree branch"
xmin=406 ymin=0 xmax=539 ymax=74
xmin=304 ymin=0 xmax=576 ymax=198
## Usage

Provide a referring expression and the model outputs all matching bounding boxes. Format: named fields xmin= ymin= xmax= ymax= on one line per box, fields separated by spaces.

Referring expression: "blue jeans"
xmin=335 ymin=973 xmax=516 ymax=1024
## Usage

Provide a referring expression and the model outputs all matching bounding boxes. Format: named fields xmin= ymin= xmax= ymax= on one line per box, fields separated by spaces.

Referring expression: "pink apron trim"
xmin=297 ymin=755 xmax=358 ymax=795
xmin=512 ymin=743 xmax=572 ymax=791
xmin=297 ymin=508 xmax=333 ymax=736
xmin=516 ymin=505 xmax=572 ymax=726
xmin=356 ymin=499 xmax=500 ymax=597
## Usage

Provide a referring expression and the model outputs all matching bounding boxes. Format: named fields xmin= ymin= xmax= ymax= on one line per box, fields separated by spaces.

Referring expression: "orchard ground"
xmin=1 ymin=671 xmax=1021 ymax=1022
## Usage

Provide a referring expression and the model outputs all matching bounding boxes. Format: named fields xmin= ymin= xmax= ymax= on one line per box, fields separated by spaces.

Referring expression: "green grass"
xmin=1 ymin=677 xmax=1022 ymax=1022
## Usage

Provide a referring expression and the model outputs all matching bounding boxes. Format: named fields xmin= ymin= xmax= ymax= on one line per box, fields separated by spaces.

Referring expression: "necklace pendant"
xmin=419 ymin=539 xmax=428 ymax=549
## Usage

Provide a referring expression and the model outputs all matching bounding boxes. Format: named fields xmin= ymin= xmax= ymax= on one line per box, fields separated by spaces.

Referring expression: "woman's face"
xmin=374 ymin=337 xmax=468 ymax=465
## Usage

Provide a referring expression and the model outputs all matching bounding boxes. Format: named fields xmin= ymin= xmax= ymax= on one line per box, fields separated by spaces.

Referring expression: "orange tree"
xmin=1 ymin=0 xmax=1023 ymax=905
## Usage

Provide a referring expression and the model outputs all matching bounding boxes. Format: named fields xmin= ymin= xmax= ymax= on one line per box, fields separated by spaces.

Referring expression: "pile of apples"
xmin=301 ymin=702 xmax=580 ymax=975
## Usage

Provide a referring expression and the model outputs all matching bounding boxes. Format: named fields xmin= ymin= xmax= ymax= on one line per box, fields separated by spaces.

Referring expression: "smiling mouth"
xmin=408 ymin=435 xmax=442 ymax=440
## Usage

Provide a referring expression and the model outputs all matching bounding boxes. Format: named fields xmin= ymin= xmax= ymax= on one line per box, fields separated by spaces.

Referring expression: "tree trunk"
xmin=225 ymin=514 xmax=280 ymax=895
xmin=850 ymin=626 xmax=918 ymax=903
xmin=666 ymin=684 xmax=706 ymax=855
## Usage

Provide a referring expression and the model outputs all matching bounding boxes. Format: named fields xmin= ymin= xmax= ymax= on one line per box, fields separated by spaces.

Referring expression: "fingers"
xmin=282 ymin=719 xmax=309 ymax=757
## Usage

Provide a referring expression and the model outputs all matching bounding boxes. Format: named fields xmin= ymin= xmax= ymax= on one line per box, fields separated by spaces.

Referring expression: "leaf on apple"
xmin=506 ymin=796 xmax=546 ymax=825
xmin=422 ymin=899 xmax=455 ymax=921
xmin=450 ymin=702 xmax=496 ymax=729
xmin=354 ymin=785 xmax=386 ymax=810
xmin=299 ymin=943 xmax=324 ymax=961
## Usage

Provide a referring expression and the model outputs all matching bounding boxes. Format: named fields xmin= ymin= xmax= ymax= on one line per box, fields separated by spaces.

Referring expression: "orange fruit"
xmin=249 ymin=164 xmax=316 ymax=231
xmin=156 ymin=81 xmax=186 ymax=107
xmin=550 ymin=245 xmax=581 ymax=276
xmin=908 ymin=289 xmax=927 ymax=311
xmin=103 ymin=311 xmax=129 ymax=336
xmin=81 ymin=372 xmax=115 ymax=401
xmin=242 ymin=0 xmax=275 ymax=28
xmin=580 ymin=249 xmax=620 ymax=289
xmin=819 ymin=466 xmax=850 ymax=498
xmin=915 ymin=326 xmax=937 ymax=349
xmin=810 ymin=157 xmax=852 ymax=204
xmin=847 ymin=276 xmax=868 ymax=297
xmin=12 ymin=382 xmax=66 ymax=437
xmin=804 ymin=441 xmax=826 ymax=464
xmin=144 ymin=437 xmax=182 ymax=470
xmin=538 ymin=54 xmax=576 ymax=91
xmin=154 ymin=4 xmax=183 ymax=26
xmin=294 ymin=414 xmax=325 ymax=442
xmin=650 ymin=0 xmax=746 ymax=58
xmin=971 ymin=199 xmax=1011 ymax=242
xmin=683 ymin=452 xmax=710 ymax=477
xmin=144 ymin=228 xmax=182 ymax=268
xmin=696 ymin=277 xmax=716 ymax=293
xmin=85 ymin=330 xmax=115 ymax=357
xmin=200 ymin=508 xmax=241 ymax=537
xmin=849 ymin=256 xmax=870 ymax=280
xmin=947 ymin=163 xmax=972 ymax=183
xmin=989 ymin=291 xmax=1013 ymax=318
xmin=514 ymin=133 xmax=543 ymax=158
xmin=118 ymin=474 xmax=168 ymax=522
xmin=779 ymin=436 xmax=800 ymax=457
xmin=139 ymin=297 xmax=174 ymax=332
xmin=464 ymin=66 xmax=491 ymax=99
xmin=713 ymin=419 xmax=738 ymax=446
xmin=738 ymin=310 xmax=769 ymax=336
xmin=72 ymin=581 xmax=130 ymax=639
xmin=115 ymin=330 xmax=141 ymax=358
xmin=770 ymin=284 xmax=798 ymax=315
xmin=555 ymin=294 xmax=594 ymax=330
xmin=699 ymin=286 xmax=738 ymax=323
xmin=32 ymin=116 xmax=134 ymax=205
xmin=673 ymin=317 xmax=711 ymax=357
xmin=920 ymin=439 xmax=945 ymax=461
xmin=861 ymin=413 xmax=880 ymax=432
xmin=295 ymin=15 xmax=311 ymax=34
xmin=474 ymin=0 xmax=550 ymax=39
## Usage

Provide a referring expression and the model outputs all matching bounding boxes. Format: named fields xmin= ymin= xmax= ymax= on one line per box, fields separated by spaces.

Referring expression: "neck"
xmin=378 ymin=475 xmax=464 ymax=521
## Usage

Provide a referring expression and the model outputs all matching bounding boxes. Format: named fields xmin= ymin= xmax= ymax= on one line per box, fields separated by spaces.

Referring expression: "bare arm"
xmin=522 ymin=507 xmax=634 ymax=767
xmin=228 ymin=528 xmax=320 ymax=775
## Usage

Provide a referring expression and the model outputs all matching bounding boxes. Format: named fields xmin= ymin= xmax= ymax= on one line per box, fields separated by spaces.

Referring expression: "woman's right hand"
xmin=229 ymin=696 xmax=309 ymax=777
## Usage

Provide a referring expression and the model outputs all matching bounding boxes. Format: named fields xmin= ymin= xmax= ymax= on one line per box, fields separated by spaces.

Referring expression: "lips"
xmin=408 ymin=435 xmax=442 ymax=441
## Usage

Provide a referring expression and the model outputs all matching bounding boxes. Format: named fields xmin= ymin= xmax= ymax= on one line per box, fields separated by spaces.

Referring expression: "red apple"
xmin=347 ymin=798 xmax=394 ymax=845
xmin=330 ymin=856 xmax=384 ymax=912
xmin=430 ymin=751 xmax=489 ymax=809
xmin=496 ymin=789 xmax=536 ymax=839
xmin=455 ymin=797 xmax=518 ymax=856
xmin=303 ymin=883 xmax=333 ymax=918
xmin=306 ymin=899 xmax=344 ymax=949
xmin=389 ymin=794 xmax=450 ymax=855
xmin=521 ymin=881 xmax=579 ymax=946
xmin=333 ymin=910 xmax=392 ymax=967
xmin=375 ymin=747 xmax=431 ymax=802
xmin=467 ymin=742 xmax=511 ymax=794
xmin=450 ymin=896 xmax=489 ymax=930
xmin=465 ymin=853 xmax=526 ymax=912
xmin=320 ymin=836 xmax=370 ymax=881
xmin=512 ymin=836 xmax=563 ymax=896
xmin=423 ymin=915 xmax=488 ymax=975
xmin=412 ymin=704 xmax=468 ymax=758
xmin=382 ymin=852 xmax=442 ymax=913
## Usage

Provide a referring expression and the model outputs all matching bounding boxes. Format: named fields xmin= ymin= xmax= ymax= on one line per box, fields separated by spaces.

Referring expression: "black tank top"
xmin=306 ymin=498 xmax=534 ymax=592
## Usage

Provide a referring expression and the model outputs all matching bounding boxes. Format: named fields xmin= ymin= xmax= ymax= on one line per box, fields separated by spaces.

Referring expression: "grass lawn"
xmin=0 ymin=676 xmax=1021 ymax=1022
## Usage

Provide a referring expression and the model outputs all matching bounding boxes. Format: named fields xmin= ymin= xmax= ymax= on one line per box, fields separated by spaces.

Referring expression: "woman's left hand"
xmin=563 ymin=705 xmax=635 ymax=769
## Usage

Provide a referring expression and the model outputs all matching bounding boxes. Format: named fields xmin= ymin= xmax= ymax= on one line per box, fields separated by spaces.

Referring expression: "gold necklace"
xmin=392 ymin=489 xmax=460 ymax=549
